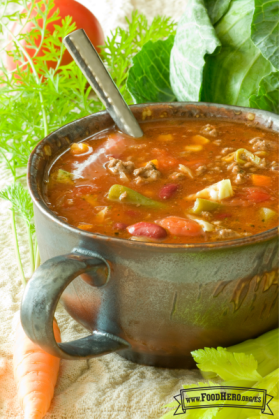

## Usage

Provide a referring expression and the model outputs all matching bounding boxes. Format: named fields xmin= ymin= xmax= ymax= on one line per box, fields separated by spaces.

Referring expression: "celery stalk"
xmin=227 ymin=328 xmax=279 ymax=377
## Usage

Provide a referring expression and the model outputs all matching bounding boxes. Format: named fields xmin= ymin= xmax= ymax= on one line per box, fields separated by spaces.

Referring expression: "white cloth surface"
xmin=0 ymin=1 xmax=201 ymax=418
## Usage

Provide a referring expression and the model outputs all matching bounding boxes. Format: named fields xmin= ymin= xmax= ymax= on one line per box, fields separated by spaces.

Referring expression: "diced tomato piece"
xmin=245 ymin=187 xmax=271 ymax=203
xmin=152 ymin=148 xmax=178 ymax=169
xmin=215 ymin=213 xmax=232 ymax=219
xmin=156 ymin=216 xmax=203 ymax=237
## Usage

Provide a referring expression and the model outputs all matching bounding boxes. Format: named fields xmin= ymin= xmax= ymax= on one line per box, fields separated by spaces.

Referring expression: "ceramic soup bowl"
xmin=21 ymin=103 xmax=279 ymax=368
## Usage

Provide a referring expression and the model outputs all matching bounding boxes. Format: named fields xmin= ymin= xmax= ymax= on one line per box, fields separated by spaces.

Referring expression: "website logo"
xmin=173 ymin=386 xmax=273 ymax=415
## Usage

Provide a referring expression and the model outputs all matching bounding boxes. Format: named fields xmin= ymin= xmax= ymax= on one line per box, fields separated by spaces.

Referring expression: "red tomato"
xmin=226 ymin=187 xmax=271 ymax=207
xmin=5 ymin=0 xmax=104 ymax=73
xmin=244 ymin=187 xmax=271 ymax=203
xmin=156 ymin=216 xmax=203 ymax=237
xmin=152 ymin=148 xmax=178 ymax=169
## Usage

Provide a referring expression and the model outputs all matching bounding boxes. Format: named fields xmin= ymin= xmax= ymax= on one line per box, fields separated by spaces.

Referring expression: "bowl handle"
xmin=20 ymin=252 xmax=130 ymax=359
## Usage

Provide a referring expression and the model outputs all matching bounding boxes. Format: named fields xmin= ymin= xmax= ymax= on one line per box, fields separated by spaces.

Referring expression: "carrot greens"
xmin=0 ymin=1 xmax=176 ymax=282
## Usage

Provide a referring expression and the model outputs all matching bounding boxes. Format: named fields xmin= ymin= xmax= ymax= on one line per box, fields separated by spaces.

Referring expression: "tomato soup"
xmin=45 ymin=119 xmax=279 ymax=243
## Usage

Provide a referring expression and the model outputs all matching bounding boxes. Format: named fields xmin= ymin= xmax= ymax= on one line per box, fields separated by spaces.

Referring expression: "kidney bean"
xmin=127 ymin=222 xmax=167 ymax=239
xmin=113 ymin=222 xmax=128 ymax=230
xmin=159 ymin=183 xmax=178 ymax=200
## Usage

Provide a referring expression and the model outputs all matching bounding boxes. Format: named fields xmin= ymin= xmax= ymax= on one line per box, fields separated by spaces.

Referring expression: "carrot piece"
xmin=252 ymin=174 xmax=271 ymax=188
xmin=13 ymin=318 xmax=61 ymax=419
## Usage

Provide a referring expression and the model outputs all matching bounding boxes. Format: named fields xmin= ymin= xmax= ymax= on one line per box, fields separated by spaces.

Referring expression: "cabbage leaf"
xmin=201 ymin=0 xmax=273 ymax=107
xmin=249 ymin=71 xmax=279 ymax=113
xmin=170 ymin=0 xmax=221 ymax=101
xmin=127 ymin=36 xmax=176 ymax=103
xmin=251 ymin=0 xmax=279 ymax=70
xmin=205 ymin=0 xmax=232 ymax=24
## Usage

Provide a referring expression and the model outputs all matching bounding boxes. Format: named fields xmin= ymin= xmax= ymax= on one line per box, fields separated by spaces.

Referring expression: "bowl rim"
xmin=28 ymin=101 xmax=279 ymax=251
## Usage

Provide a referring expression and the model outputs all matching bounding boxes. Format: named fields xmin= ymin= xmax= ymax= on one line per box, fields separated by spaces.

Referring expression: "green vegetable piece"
xmin=107 ymin=185 xmax=167 ymax=209
xmin=127 ymin=36 xmax=176 ymax=103
xmin=56 ymin=169 xmax=74 ymax=184
xmin=170 ymin=0 xmax=221 ymax=101
xmin=192 ymin=198 xmax=221 ymax=214
xmin=205 ymin=0 xmax=232 ymax=25
xmin=192 ymin=346 xmax=262 ymax=382
xmin=235 ymin=148 xmax=261 ymax=166
xmin=251 ymin=0 xmax=279 ymax=70
xmin=260 ymin=207 xmax=277 ymax=222
xmin=202 ymin=0 xmax=273 ymax=107
xmin=250 ymin=71 xmax=279 ymax=115
xmin=227 ymin=328 xmax=279 ymax=378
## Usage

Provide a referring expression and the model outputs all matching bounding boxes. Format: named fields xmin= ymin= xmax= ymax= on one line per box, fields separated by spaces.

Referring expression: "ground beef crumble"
xmin=107 ymin=158 xmax=134 ymax=179
xmin=133 ymin=161 xmax=161 ymax=184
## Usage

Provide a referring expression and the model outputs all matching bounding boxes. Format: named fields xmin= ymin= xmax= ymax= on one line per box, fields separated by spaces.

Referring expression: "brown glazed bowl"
xmin=21 ymin=103 xmax=279 ymax=368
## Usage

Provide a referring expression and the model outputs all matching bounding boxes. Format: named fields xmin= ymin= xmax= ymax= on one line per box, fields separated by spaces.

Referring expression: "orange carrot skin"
xmin=13 ymin=319 xmax=61 ymax=419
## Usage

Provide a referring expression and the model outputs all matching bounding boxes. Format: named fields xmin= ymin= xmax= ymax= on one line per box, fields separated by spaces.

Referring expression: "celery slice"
xmin=107 ymin=184 xmax=167 ymax=209
xmin=192 ymin=198 xmax=221 ymax=214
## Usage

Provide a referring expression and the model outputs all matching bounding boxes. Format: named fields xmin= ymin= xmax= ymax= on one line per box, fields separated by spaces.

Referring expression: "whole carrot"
xmin=13 ymin=317 xmax=61 ymax=419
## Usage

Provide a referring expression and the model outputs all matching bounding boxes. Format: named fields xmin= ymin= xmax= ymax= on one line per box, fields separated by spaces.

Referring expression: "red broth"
xmin=45 ymin=119 xmax=279 ymax=243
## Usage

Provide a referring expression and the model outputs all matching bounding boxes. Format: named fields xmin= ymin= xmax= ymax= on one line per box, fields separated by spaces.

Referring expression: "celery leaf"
xmin=192 ymin=347 xmax=262 ymax=381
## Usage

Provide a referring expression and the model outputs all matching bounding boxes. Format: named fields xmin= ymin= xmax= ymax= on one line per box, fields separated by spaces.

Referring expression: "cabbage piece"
xmin=260 ymin=207 xmax=278 ymax=222
xmin=187 ymin=214 xmax=214 ymax=232
xmin=56 ymin=169 xmax=74 ymax=184
xmin=186 ymin=179 xmax=234 ymax=201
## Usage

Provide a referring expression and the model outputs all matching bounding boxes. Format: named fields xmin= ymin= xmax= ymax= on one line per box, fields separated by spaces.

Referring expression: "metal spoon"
xmin=63 ymin=29 xmax=143 ymax=138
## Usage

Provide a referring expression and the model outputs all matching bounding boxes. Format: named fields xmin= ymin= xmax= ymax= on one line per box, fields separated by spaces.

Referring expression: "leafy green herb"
xmin=0 ymin=183 xmax=35 ymax=285
xmin=0 ymin=1 xmax=176 ymax=282
xmin=170 ymin=0 xmax=221 ymax=102
xmin=127 ymin=35 xmax=176 ymax=103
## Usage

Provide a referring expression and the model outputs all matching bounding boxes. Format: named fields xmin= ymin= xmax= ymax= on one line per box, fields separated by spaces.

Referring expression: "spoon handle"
xmin=63 ymin=29 xmax=143 ymax=138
